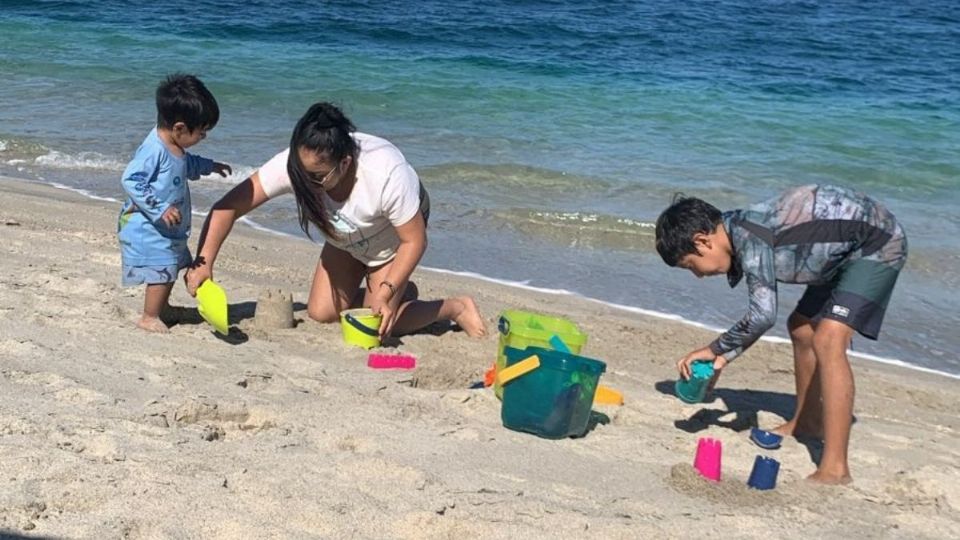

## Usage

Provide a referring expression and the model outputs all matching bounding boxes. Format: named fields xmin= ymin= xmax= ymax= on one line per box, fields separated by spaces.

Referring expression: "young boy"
xmin=655 ymin=185 xmax=907 ymax=484
xmin=118 ymin=74 xmax=231 ymax=333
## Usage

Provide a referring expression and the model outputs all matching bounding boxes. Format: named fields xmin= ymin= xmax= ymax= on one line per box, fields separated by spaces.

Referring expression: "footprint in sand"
xmin=334 ymin=457 xmax=434 ymax=494
xmin=406 ymin=358 xmax=482 ymax=391
xmin=882 ymin=467 xmax=959 ymax=511
xmin=169 ymin=398 xmax=278 ymax=432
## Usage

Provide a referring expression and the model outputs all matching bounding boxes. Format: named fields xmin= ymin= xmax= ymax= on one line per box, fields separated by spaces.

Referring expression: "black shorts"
xmin=795 ymin=258 xmax=904 ymax=340
xmin=419 ymin=183 xmax=430 ymax=226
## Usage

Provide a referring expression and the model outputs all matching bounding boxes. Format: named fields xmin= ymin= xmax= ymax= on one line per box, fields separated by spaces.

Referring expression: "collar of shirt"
xmin=722 ymin=210 xmax=744 ymax=288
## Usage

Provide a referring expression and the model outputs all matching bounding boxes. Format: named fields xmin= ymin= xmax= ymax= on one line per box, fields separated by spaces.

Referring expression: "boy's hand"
xmin=212 ymin=162 xmax=232 ymax=177
xmin=677 ymin=346 xmax=728 ymax=380
xmin=160 ymin=206 xmax=181 ymax=227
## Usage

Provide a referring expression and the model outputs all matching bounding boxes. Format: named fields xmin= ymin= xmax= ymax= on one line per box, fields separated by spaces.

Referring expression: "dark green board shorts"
xmin=795 ymin=256 xmax=906 ymax=340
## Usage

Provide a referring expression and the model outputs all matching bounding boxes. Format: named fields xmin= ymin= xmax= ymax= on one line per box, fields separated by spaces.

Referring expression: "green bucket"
xmin=494 ymin=310 xmax=588 ymax=399
xmin=498 ymin=346 xmax=606 ymax=439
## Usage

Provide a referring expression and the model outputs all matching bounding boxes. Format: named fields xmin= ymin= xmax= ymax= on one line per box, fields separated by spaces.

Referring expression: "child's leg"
xmin=810 ymin=318 xmax=855 ymax=484
xmin=138 ymin=282 xmax=175 ymax=333
xmin=773 ymin=311 xmax=823 ymax=437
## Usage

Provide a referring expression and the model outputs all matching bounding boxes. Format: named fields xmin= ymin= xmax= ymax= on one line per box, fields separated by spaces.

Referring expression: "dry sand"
xmin=0 ymin=176 xmax=958 ymax=539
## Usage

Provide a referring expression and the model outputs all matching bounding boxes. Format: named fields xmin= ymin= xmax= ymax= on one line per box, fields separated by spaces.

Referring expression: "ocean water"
xmin=1 ymin=0 xmax=959 ymax=376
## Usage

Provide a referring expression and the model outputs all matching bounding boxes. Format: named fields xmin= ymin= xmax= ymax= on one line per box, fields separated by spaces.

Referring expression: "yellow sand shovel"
xmin=594 ymin=385 xmax=624 ymax=406
xmin=196 ymin=279 xmax=229 ymax=335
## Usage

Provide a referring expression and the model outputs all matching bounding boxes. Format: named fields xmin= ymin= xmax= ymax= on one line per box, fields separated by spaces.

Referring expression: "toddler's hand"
xmin=160 ymin=206 xmax=181 ymax=227
xmin=212 ymin=162 xmax=232 ymax=177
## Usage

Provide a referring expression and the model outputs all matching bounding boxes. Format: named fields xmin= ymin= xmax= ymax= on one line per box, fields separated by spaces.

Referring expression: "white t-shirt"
xmin=257 ymin=133 xmax=423 ymax=266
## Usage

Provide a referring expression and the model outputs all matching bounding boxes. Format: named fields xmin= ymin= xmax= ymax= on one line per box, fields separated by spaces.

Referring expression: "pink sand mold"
xmin=367 ymin=353 xmax=416 ymax=370
xmin=693 ymin=437 xmax=722 ymax=481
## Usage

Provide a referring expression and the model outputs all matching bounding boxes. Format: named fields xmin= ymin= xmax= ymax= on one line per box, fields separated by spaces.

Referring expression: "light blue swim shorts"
xmin=122 ymin=253 xmax=191 ymax=287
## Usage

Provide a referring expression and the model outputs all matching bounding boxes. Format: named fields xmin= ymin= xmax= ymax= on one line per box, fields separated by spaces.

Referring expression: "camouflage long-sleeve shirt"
xmin=710 ymin=184 xmax=906 ymax=360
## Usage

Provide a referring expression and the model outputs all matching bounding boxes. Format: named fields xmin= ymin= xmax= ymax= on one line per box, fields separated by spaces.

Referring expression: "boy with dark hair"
xmin=118 ymin=74 xmax=231 ymax=333
xmin=655 ymin=184 xmax=907 ymax=484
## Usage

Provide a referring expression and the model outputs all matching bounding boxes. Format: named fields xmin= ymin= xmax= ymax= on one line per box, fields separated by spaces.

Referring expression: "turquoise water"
xmin=1 ymin=1 xmax=959 ymax=374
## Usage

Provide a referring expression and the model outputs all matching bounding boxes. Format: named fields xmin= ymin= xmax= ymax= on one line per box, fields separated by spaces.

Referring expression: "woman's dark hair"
xmin=655 ymin=194 xmax=723 ymax=266
xmin=286 ymin=102 xmax=358 ymax=239
xmin=156 ymin=74 xmax=219 ymax=131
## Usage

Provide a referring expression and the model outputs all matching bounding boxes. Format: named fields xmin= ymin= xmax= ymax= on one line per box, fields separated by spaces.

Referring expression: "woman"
xmin=185 ymin=102 xmax=486 ymax=338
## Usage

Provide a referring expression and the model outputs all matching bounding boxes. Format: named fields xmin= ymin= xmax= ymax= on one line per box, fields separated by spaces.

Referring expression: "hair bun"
xmin=307 ymin=102 xmax=353 ymax=132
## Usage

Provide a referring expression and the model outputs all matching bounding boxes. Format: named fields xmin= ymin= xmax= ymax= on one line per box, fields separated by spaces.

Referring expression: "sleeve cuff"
xmin=199 ymin=157 xmax=215 ymax=176
xmin=709 ymin=339 xmax=741 ymax=362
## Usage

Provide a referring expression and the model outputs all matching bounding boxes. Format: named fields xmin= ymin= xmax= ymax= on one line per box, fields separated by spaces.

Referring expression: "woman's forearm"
xmin=195 ymin=175 xmax=269 ymax=268
xmin=195 ymin=205 xmax=239 ymax=268
xmin=384 ymin=236 xmax=426 ymax=294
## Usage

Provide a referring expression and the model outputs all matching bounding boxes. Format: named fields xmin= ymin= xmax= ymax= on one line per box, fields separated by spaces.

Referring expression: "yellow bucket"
xmin=340 ymin=308 xmax=382 ymax=349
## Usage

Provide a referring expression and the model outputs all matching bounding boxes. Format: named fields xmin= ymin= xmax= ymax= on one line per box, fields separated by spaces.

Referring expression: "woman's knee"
xmin=307 ymin=302 xmax=339 ymax=323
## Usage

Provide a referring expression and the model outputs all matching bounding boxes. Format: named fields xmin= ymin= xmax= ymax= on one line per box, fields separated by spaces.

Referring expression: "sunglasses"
xmin=307 ymin=161 xmax=342 ymax=188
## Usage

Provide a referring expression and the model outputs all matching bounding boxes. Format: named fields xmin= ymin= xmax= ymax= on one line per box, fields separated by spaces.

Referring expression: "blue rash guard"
xmin=117 ymin=128 xmax=214 ymax=267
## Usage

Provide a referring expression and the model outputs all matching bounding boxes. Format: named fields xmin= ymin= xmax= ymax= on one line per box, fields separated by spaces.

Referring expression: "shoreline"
xmin=22 ymin=175 xmax=960 ymax=381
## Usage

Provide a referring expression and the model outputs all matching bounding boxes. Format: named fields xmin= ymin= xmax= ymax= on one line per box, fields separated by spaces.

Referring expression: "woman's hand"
xmin=370 ymin=282 xmax=399 ymax=338
xmin=184 ymin=257 xmax=212 ymax=297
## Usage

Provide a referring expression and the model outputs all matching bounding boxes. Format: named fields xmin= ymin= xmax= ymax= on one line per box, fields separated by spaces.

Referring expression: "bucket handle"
xmin=344 ymin=313 xmax=380 ymax=337
xmin=549 ymin=335 xmax=571 ymax=353
xmin=495 ymin=355 xmax=540 ymax=386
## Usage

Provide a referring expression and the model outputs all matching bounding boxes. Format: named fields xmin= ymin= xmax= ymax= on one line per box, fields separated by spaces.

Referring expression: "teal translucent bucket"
xmin=675 ymin=360 xmax=715 ymax=403
xmin=500 ymin=346 xmax=606 ymax=439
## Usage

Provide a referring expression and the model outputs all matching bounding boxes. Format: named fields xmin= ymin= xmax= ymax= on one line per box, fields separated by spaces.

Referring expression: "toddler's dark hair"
xmin=655 ymin=194 xmax=723 ymax=266
xmin=156 ymin=74 xmax=219 ymax=131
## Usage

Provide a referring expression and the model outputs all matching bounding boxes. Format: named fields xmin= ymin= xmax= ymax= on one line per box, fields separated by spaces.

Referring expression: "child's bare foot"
xmin=807 ymin=468 xmax=852 ymax=485
xmin=450 ymin=296 xmax=487 ymax=337
xmin=136 ymin=316 xmax=170 ymax=333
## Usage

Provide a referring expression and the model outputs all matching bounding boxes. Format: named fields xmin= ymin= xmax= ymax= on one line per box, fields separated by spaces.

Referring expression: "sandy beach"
xmin=0 ymin=176 xmax=958 ymax=539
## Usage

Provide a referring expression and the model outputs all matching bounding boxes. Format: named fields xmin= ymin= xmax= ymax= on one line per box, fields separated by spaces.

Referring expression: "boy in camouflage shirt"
xmin=655 ymin=184 xmax=907 ymax=484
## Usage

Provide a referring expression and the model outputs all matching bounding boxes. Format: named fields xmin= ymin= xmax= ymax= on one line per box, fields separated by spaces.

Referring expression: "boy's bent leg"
xmin=772 ymin=311 xmax=823 ymax=438
xmin=810 ymin=318 xmax=855 ymax=484
xmin=139 ymin=282 xmax=175 ymax=333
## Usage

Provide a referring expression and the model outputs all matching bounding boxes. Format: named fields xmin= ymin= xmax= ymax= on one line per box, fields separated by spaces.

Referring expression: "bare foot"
xmin=450 ymin=296 xmax=487 ymax=337
xmin=807 ymin=468 xmax=852 ymax=485
xmin=136 ymin=315 xmax=170 ymax=333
